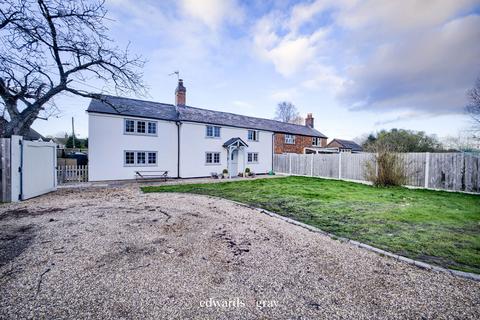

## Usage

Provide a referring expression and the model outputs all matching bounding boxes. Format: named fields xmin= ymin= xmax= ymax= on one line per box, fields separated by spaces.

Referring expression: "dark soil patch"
xmin=0 ymin=208 xmax=65 ymax=221
xmin=0 ymin=224 xmax=35 ymax=267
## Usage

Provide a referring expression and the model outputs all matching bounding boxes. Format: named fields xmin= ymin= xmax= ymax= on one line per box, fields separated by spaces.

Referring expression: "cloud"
xmin=253 ymin=12 xmax=330 ymax=77
xmin=179 ymin=0 xmax=244 ymax=30
xmin=337 ymin=0 xmax=478 ymax=34
xmin=339 ymin=14 xmax=480 ymax=114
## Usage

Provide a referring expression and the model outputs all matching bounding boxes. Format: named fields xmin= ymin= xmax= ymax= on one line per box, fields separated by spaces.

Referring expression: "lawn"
xmin=142 ymin=176 xmax=480 ymax=274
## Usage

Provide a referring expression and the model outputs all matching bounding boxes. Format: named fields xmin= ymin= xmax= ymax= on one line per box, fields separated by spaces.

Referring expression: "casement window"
xmin=124 ymin=151 xmax=157 ymax=166
xmin=124 ymin=119 xmax=157 ymax=136
xmin=206 ymin=152 xmax=221 ymax=164
xmin=312 ymin=137 xmax=321 ymax=146
xmin=125 ymin=151 xmax=135 ymax=165
xmin=285 ymin=134 xmax=295 ymax=144
xmin=148 ymin=122 xmax=157 ymax=134
xmin=248 ymin=130 xmax=259 ymax=141
xmin=247 ymin=152 xmax=259 ymax=163
xmin=206 ymin=125 xmax=221 ymax=138
xmin=137 ymin=121 xmax=146 ymax=134
xmin=125 ymin=120 xmax=135 ymax=133
xmin=148 ymin=152 xmax=157 ymax=164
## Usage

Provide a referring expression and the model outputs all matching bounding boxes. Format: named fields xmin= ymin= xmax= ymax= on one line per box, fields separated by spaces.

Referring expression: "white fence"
xmin=57 ymin=165 xmax=88 ymax=184
xmin=274 ymin=152 xmax=480 ymax=193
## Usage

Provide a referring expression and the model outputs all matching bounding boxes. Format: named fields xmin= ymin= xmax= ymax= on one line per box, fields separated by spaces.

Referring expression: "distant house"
xmin=87 ymin=79 xmax=328 ymax=181
xmin=325 ymin=139 xmax=363 ymax=153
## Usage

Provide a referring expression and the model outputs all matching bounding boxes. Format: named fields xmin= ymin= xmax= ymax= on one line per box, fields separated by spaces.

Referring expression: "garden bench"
xmin=135 ymin=170 xmax=169 ymax=182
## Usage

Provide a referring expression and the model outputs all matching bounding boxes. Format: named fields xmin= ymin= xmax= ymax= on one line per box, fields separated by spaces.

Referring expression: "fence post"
xmin=424 ymin=152 xmax=430 ymax=188
xmin=310 ymin=154 xmax=314 ymax=176
xmin=338 ymin=152 xmax=342 ymax=179
xmin=288 ymin=153 xmax=292 ymax=174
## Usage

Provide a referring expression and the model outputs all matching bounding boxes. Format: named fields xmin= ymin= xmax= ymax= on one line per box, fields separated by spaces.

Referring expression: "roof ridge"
xmin=98 ymin=94 xmax=176 ymax=107
xmin=180 ymin=104 xmax=314 ymax=130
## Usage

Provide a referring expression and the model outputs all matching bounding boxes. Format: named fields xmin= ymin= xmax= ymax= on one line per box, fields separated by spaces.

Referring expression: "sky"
xmin=32 ymin=0 xmax=480 ymax=141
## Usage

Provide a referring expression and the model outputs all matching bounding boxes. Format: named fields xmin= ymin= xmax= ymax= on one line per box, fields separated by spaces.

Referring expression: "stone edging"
xmin=223 ymin=198 xmax=480 ymax=282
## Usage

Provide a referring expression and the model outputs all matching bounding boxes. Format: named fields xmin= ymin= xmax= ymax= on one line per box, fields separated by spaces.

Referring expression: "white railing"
xmin=274 ymin=153 xmax=480 ymax=193
xmin=57 ymin=165 xmax=88 ymax=184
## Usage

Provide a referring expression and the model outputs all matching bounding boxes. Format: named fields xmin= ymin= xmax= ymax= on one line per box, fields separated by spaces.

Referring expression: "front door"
xmin=230 ymin=149 xmax=238 ymax=177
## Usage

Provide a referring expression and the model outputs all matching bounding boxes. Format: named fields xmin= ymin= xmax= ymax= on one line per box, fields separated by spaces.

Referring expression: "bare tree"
xmin=274 ymin=101 xmax=303 ymax=124
xmin=0 ymin=0 xmax=144 ymax=137
xmin=466 ymin=77 xmax=480 ymax=132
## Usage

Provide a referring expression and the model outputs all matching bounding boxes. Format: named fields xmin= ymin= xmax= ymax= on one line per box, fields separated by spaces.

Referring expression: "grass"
xmin=142 ymin=176 xmax=480 ymax=274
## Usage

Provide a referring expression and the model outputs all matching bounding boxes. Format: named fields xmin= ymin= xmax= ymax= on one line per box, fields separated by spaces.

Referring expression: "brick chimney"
xmin=175 ymin=79 xmax=186 ymax=106
xmin=305 ymin=113 xmax=314 ymax=128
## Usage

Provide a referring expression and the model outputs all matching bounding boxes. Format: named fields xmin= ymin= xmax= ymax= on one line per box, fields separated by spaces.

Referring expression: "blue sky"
xmin=32 ymin=0 xmax=480 ymax=141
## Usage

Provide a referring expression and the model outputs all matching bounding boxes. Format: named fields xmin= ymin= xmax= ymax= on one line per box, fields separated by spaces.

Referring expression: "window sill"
xmin=124 ymin=132 xmax=158 ymax=137
xmin=124 ymin=164 xmax=158 ymax=167
xmin=205 ymin=163 xmax=221 ymax=166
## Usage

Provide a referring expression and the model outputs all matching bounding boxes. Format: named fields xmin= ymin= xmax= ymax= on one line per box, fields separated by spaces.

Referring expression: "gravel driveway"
xmin=1 ymin=185 xmax=479 ymax=319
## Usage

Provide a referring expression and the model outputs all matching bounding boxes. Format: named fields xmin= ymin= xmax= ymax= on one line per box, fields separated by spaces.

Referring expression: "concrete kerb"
xmin=218 ymin=197 xmax=480 ymax=282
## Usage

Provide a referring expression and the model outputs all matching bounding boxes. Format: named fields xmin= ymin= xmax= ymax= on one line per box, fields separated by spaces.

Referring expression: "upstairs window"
xmin=312 ymin=137 xmax=321 ymax=146
xmin=137 ymin=121 xmax=146 ymax=134
xmin=285 ymin=134 xmax=295 ymax=144
xmin=125 ymin=120 xmax=135 ymax=133
xmin=206 ymin=125 xmax=221 ymax=138
xmin=248 ymin=130 xmax=259 ymax=141
xmin=148 ymin=122 xmax=157 ymax=134
xmin=124 ymin=119 xmax=157 ymax=136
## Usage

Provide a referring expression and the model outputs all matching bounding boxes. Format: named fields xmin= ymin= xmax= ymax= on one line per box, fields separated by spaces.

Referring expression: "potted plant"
xmin=222 ymin=168 xmax=228 ymax=179
xmin=245 ymin=167 xmax=251 ymax=177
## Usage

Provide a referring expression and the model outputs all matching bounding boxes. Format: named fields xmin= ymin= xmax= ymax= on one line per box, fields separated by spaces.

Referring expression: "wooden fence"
xmin=274 ymin=152 xmax=480 ymax=193
xmin=57 ymin=165 xmax=88 ymax=184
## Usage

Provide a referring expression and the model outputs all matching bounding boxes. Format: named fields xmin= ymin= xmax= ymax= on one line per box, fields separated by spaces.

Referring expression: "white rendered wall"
xmin=179 ymin=122 xmax=273 ymax=178
xmin=88 ymin=113 xmax=178 ymax=181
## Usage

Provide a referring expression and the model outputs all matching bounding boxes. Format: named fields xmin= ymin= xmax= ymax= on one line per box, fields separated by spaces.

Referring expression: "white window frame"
xmin=124 ymin=150 xmax=158 ymax=167
xmin=285 ymin=134 xmax=295 ymax=144
xmin=124 ymin=119 xmax=158 ymax=136
xmin=247 ymin=152 xmax=259 ymax=163
xmin=248 ymin=130 xmax=259 ymax=141
xmin=125 ymin=119 xmax=135 ymax=133
xmin=312 ymin=137 xmax=321 ymax=146
xmin=206 ymin=125 xmax=221 ymax=138
xmin=205 ymin=152 xmax=221 ymax=165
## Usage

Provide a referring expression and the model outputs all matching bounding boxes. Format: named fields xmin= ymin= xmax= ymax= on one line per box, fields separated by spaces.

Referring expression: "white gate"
xmin=3 ymin=135 xmax=57 ymax=201
xmin=20 ymin=139 xmax=57 ymax=200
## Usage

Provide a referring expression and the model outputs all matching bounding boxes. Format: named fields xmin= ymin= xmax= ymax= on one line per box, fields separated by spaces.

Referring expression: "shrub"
xmin=245 ymin=167 xmax=250 ymax=173
xmin=365 ymin=145 xmax=406 ymax=187
xmin=222 ymin=168 xmax=228 ymax=174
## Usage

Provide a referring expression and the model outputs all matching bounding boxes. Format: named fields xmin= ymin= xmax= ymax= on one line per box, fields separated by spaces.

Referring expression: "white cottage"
xmin=87 ymin=80 xmax=327 ymax=181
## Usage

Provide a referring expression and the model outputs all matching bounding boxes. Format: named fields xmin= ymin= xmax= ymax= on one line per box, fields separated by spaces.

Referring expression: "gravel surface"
xmin=0 ymin=185 xmax=479 ymax=319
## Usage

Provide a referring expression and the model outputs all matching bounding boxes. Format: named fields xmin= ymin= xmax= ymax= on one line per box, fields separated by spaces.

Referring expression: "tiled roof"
xmin=87 ymin=95 xmax=328 ymax=138
xmin=329 ymin=139 xmax=363 ymax=151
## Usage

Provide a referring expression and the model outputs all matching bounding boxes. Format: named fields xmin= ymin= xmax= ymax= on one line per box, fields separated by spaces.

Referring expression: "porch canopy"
xmin=223 ymin=137 xmax=248 ymax=149
xmin=223 ymin=137 xmax=248 ymax=178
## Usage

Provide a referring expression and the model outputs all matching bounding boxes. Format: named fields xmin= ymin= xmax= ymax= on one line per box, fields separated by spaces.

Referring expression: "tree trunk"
xmin=1 ymin=101 xmax=41 ymax=138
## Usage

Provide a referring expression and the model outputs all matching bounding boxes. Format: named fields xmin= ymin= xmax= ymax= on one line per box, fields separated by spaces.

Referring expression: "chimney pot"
xmin=175 ymin=79 xmax=186 ymax=106
xmin=305 ymin=113 xmax=314 ymax=128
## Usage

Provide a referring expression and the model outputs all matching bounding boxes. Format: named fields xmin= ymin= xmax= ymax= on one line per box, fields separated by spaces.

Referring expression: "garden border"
xmin=217 ymin=197 xmax=480 ymax=282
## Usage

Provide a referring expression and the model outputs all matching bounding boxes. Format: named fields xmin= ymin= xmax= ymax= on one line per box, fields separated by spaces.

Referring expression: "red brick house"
xmin=274 ymin=113 xmax=328 ymax=154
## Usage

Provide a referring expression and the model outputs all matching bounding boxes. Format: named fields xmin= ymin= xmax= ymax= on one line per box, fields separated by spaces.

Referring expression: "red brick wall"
xmin=274 ymin=133 xmax=327 ymax=154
